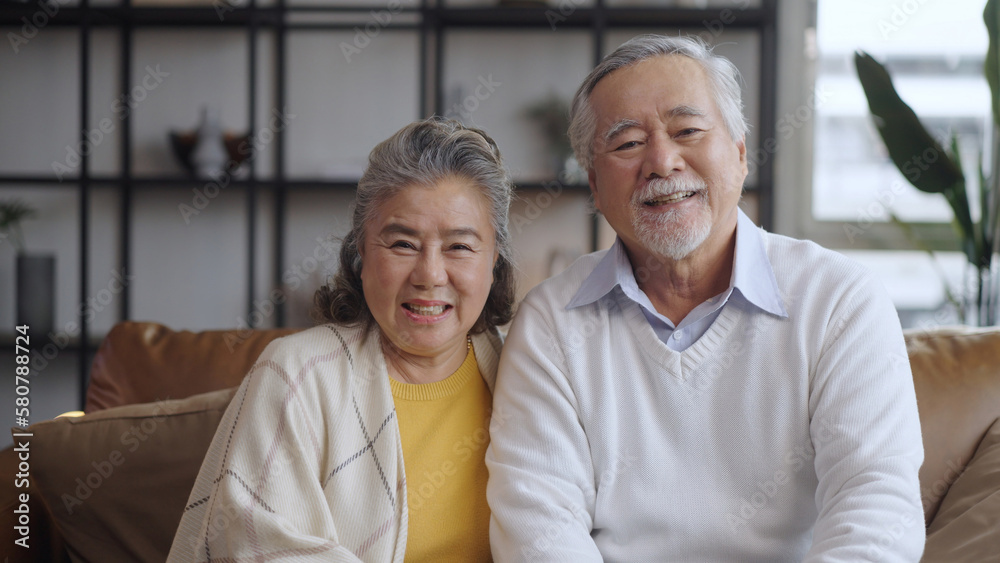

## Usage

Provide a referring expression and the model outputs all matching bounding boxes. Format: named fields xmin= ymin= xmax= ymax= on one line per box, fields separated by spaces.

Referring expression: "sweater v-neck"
xmin=614 ymin=288 xmax=743 ymax=383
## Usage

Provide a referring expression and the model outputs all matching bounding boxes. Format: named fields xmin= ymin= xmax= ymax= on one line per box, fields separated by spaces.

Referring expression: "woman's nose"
xmin=411 ymin=248 xmax=448 ymax=288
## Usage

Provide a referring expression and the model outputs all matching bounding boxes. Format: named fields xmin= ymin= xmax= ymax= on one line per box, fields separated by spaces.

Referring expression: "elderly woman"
xmin=168 ymin=118 xmax=515 ymax=562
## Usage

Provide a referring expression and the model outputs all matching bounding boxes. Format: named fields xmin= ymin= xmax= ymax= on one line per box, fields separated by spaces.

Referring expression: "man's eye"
xmin=678 ymin=128 xmax=702 ymax=136
xmin=614 ymin=141 xmax=639 ymax=151
xmin=450 ymin=243 xmax=473 ymax=251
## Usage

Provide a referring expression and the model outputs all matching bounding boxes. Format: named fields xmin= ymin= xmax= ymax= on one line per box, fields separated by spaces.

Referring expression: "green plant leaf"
xmin=522 ymin=92 xmax=572 ymax=158
xmin=947 ymin=134 xmax=981 ymax=265
xmin=987 ymin=159 xmax=1000 ymax=269
xmin=0 ymin=199 xmax=37 ymax=254
xmin=854 ymin=51 xmax=965 ymax=194
xmin=979 ymin=147 xmax=992 ymax=257
xmin=943 ymin=183 xmax=977 ymax=265
xmin=985 ymin=0 xmax=1000 ymax=127
xmin=983 ymin=0 xmax=1000 ymax=324
xmin=889 ymin=213 xmax=965 ymax=323
xmin=0 ymin=199 xmax=37 ymax=230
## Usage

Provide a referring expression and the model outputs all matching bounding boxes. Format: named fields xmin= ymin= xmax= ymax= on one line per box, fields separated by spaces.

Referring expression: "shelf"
xmin=0 ymin=174 xmax=753 ymax=193
xmin=0 ymin=175 xmax=353 ymax=188
xmin=434 ymin=7 xmax=767 ymax=28
xmin=0 ymin=4 xmax=767 ymax=29
xmin=0 ymin=7 xmax=269 ymax=27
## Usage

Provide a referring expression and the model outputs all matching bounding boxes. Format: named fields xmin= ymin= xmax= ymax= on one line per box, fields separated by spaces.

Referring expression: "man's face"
xmin=588 ymin=55 xmax=748 ymax=264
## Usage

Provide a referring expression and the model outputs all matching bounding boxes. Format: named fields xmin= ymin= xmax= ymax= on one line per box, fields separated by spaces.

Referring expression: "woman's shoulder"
xmin=259 ymin=323 xmax=369 ymax=359
xmin=246 ymin=323 xmax=379 ymax=385
xmin=471 ymin=326 xmax=503 ymax=389
xmin=240 ymin=323 xmax=380 ymax=408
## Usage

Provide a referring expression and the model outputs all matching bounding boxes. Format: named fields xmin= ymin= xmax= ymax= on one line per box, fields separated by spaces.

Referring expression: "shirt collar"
xmin=564 ymin=237 xmax=629 ymax=308
xmin=567 ymin=208 xmax=788 ymax=319
xmin=731 ymin=209 xmax=788 ymax=318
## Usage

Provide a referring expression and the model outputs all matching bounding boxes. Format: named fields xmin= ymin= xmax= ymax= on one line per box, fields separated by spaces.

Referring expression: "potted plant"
xmin=854 ymin=0 xmax=1000 ymax=326
xmin=522 ymin=92 xmax=586 ymax=184
xmin=1 ymin=199 xmax=55 ymax=336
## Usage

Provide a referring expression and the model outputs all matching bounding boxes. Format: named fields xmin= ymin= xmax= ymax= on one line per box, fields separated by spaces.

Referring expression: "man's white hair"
xmin=568 ymin=34 xmax=749 ymax=171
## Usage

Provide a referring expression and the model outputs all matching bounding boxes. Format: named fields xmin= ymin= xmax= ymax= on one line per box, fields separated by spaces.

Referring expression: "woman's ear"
xmin=354 ymin=240 xmax=366 ymax=281
xmin=490 ymin=252 xmax=503 ymax=284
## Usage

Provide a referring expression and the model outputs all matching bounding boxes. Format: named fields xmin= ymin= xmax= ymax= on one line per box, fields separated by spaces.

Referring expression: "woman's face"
xmin=360 ymin=176 xmax=498 ymax=362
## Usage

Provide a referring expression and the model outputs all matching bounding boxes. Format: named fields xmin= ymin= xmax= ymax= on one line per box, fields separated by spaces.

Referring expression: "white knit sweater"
xmin=168 ymin=323 xmax=501 ymax=563
xmin=486 ymin=229 xmax=925 ymax=562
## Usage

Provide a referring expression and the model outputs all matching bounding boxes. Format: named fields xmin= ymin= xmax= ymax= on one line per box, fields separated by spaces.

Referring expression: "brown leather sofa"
xmin=2 ymin=321 xmax=299 ymax=563
xmin=3 ymin=321 xmax=999 ymax=562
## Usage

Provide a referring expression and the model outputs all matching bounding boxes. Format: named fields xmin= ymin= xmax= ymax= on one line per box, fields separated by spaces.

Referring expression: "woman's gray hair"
xmin=568 ymin=34 xmax=749 ymax=171
xmin=315 ymin=117 xmax=516 ymax=333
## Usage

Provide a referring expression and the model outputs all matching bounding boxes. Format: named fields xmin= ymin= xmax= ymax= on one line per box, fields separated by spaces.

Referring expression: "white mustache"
xmin=633 ymin=177 xmax=707 ymax=205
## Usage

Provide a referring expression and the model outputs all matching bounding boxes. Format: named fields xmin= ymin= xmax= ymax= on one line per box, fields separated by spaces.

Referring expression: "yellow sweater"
xmin=389 ymin=344 xmax=493 ymax=563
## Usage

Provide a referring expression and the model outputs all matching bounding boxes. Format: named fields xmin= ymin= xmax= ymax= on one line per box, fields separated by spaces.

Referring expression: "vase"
xmin=191 ymin=105 xmax=228 ymax=179
xmin=16 ymin=253 xmax=55 ymax=338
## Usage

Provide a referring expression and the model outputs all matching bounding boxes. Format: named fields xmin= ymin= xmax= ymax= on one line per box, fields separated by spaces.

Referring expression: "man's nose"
xmin=411 ymin=248 xmax=448 ymax=288
xmin=641 ymin=134 xmax=685 ymax=179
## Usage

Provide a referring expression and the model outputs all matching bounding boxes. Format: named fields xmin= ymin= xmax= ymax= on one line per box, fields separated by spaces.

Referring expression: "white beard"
xmin=630 ymin=176 xmax=712 ymax=261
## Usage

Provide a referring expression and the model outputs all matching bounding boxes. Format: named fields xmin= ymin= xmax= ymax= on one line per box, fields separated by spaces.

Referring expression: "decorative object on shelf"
xmin=676 ymin=0 xmax=710 ymax=7
xmin=169 ymin=106 xmax=252 ymax=179
xmin=854 ymin=0 xmax=1000 ymax=326
xmin=0 ymin=199 xmax=55 ymax=337
xmin=191 ymin=105 xmax=228 ymax=178
xmin=497 ymin=0 xmax=548 ymax=7
xmin=17 ymin=254 xmax=55 ymax=338
xmin=521 ymin=92 xmax=586 ymax=184
xmin=0 ymin=199 xmax=33 ymax=252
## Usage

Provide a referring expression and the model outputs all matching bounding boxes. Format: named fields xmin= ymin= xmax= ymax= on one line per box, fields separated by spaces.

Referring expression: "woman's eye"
xmin=450 ymin=243 xmax=473 ymax=251
xmin=390 ymin=241 xmax=416 ymax=250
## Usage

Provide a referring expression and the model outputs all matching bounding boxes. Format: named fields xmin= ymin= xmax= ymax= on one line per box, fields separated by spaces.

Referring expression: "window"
xmin=813 ymin=0 xmax=989 ymax=224
xmin=776 ymin=0 xmax=990 ymax=327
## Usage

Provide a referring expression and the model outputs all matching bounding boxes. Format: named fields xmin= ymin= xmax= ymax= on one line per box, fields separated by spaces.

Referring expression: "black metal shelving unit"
xmin=0 ymin=0 xmax=779 ymax=408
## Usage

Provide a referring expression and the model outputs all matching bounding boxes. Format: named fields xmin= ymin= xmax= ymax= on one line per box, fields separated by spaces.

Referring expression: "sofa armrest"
xmin=86 ymin=321 xmax=299 ymax=412
xmin=27 ymin=387 xmax=237 ymax=562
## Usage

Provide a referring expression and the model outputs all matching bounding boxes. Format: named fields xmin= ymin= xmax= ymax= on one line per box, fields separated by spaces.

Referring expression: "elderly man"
xmin=486 ymin=35 xmax=924 ymax=562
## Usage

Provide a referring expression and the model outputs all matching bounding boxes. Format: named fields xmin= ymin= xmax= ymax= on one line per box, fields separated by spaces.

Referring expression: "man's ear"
xmin=588 ymin=168 xmax=601 ymax=212
xmin=736 ymin=136 xmax=748 ymax=178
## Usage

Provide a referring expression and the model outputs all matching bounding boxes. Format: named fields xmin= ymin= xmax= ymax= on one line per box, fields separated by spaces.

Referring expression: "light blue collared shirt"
xmin=566 ymin=209 xmax=788 ymax=351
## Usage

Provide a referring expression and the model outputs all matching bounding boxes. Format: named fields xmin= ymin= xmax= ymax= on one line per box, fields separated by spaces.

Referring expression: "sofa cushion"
xmin=25 ymin=387 xmax=237 ymax=563
xmin=905 ymin=326 xmax=1000 ymax=522
xmin=85 ymin=321 xmax=298 ymax=412
xmin=922 ymin=417 xmax=1000 ymax=561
